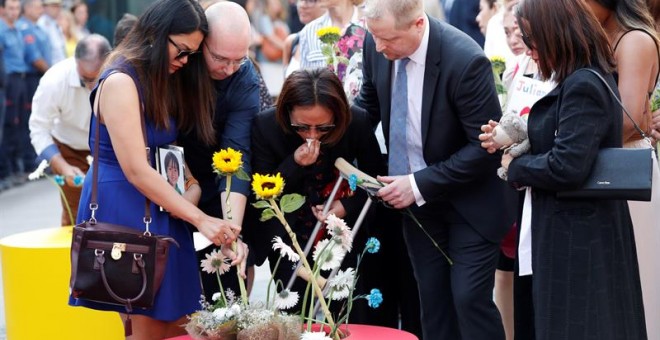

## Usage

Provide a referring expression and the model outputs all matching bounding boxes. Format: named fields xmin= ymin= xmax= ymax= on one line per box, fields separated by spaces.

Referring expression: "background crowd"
xmin=1 ymin=0 xmax=660 ymax=339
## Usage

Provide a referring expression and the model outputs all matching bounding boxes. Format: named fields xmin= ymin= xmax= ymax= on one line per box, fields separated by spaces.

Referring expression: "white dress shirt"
xmin=29 ymin=57 xmax=92 ymax=161
xmin=394 ymin=15 xmax=430 ymax=206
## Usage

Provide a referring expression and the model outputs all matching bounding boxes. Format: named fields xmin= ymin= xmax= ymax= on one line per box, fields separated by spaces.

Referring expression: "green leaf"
xmin=280 ymin=193 xmax=306 ymax=213
xmin=252 ymin=200 xmax=271 ymax=209
xmin=260 ymin=208 xmax=276 ymax=222
xmin=235 ymin=168 xmax=250 ymax=181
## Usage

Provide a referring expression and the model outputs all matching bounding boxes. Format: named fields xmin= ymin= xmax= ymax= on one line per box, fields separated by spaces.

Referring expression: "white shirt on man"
xmin=29 ymin=57 xmax=92 ymax=160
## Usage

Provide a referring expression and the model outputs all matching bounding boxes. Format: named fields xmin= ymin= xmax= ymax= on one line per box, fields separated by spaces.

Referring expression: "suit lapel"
xmin=421 ymin=18 xmax=443 ymax=148
xmin=380 ymin=56 xmax=394 ymax=141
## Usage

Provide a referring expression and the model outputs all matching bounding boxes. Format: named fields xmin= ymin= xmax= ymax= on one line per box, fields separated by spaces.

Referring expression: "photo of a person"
xmin=160 ymin=149 xmax=185 ymax=195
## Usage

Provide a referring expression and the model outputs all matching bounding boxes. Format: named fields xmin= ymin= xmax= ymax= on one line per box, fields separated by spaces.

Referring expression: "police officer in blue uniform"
xmin=17 ymin=0 xmax=51 ymax=172
xmin=0 ymin=0 xmax=29 ymax=190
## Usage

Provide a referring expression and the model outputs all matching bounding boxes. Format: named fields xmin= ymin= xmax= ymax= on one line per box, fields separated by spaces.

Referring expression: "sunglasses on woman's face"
xmin=290 ymin=123 xmax=336 ymax=133
xmin=168 ymin=37 xmax=200 ymax=60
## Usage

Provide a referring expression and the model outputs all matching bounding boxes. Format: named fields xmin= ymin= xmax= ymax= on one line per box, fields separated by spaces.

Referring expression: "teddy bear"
xmin=491 ymin=114 xmax=530 ymax=181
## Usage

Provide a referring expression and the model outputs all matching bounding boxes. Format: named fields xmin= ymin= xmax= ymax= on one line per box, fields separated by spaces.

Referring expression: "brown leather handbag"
xmin=69 ymin=75 xmax=178 ymax=336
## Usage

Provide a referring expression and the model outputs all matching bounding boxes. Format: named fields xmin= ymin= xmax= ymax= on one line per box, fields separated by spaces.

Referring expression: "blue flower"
xmin=73 ymin=175 xmax=84 ymax=187
xmin=348 ymin=174 xmax=358 ymax=192
xmin=365 ymin=237 xmax=380 ymax=254
xmin=53 ymin=175 xmax=65 ymax=186
xmin=367 ymin=288 xmax=382 ymax=308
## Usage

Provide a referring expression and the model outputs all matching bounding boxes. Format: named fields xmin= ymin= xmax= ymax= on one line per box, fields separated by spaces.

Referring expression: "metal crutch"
xmin=284 ymin=175 xmax=345 ymax=291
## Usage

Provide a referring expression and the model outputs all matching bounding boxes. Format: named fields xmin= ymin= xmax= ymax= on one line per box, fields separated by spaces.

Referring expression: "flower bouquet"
xmin=490 ymin=55 xmax=507 ymax=109
xmin=188 ymin=151 xmax=383 ymax=339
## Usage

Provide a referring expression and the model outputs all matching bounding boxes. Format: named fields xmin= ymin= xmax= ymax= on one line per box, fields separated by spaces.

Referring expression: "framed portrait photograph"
xmin=156 ymin=145 xmax=185 ymax=199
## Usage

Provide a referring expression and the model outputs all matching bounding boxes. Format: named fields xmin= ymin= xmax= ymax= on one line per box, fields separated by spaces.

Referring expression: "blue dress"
xmin=69 ymin=62 xmax=201 ymax=322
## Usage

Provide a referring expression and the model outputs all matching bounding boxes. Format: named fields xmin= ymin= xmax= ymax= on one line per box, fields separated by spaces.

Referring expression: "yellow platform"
xmin=0 ymin=227 xmax=123 ymax=339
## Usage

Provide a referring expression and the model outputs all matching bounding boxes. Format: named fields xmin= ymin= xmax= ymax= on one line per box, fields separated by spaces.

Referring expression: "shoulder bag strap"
xmin=581 ymin=68 xmax=649 ymax=140
xmin=90 ymin=72 xmax=152 ymax=233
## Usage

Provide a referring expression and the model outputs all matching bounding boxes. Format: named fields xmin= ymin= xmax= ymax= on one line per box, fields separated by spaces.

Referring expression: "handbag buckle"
xmin=111 ymin=243 xmax=127 ymax=260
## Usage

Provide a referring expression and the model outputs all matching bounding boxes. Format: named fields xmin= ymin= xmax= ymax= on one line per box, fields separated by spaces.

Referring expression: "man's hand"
xmin=376 ymin=175 xmax=415 ymax=209
xmin=222 ymin=239 xmax=249 ymax=278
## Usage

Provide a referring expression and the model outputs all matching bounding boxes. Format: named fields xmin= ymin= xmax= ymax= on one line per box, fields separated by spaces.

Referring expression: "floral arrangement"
xmin=251 ymin=172 xmax=383 ymax=339
xmin=28 ymin=159 xmax=85 ymax=224
xmin=490 ymin=56 xmax=507 ymax=109
xmin=187 ymin=152 xmax=383 ymax=339
xmin=316 ymin=24 xmax=366 ymax=104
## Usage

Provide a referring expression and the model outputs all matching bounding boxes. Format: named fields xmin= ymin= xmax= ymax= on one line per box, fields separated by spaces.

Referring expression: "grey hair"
xmin=74 ymin=33 xmax=111 ymax=63
xmin=363 ymin=0 xmax=423 ymax=28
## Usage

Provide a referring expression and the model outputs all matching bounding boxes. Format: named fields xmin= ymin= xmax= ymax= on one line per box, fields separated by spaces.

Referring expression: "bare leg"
xmin=495 ymin=269 xmax=514 ymax=340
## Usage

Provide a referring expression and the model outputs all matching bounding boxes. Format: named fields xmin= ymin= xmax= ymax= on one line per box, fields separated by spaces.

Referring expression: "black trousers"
xmin=403 ymin=203 xmax=503 ymax=340
xmin=0 ymin=74 xmax=27 ymax=178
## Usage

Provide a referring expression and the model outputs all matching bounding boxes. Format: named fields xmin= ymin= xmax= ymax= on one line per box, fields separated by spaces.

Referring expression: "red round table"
xmin=167 ymin=324 xmax=418 ymax=340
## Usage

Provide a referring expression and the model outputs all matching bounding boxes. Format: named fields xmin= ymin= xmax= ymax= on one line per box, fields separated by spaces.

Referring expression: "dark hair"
xmin=595 ymin=0 xmax=660 ymax=47
xmin=104 ymin=0 xmax=215 ymax=145
xmin=113 ymin=13 xmax=138 ymax=48
xmin=164 ymin=151 xmax=180 ymax=172
xmin=516 ymin=0 xmax=616 ymax=82
xmin=275 ymin=68 xmax=351 ymax=146
xmin=70 ymin=1 xmax=86 ymax=14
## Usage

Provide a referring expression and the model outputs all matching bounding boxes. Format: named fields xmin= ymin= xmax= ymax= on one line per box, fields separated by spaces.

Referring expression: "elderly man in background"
xmin=29 ymin=34 xmax=111 ymax=226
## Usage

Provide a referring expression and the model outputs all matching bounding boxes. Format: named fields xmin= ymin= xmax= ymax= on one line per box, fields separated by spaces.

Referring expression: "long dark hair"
xmin=596 ymin=0 xmax=660 ymax=49
xmin=104 ymin=0 xmax=215 ymax=144
xmin=516 ymin=0 xmax=616 ymax=82
xmin=275 ymin=68 xmax=351 ymax=146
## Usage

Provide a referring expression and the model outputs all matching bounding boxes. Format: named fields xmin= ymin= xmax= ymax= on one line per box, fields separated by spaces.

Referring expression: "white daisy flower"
xmin=313 ymin=239 xmax=345 ymax=271
xmin=301 ymin=331 xmax=332 ymax=340
xmin=274 ymin=289 xmax=299 ymax=310
xmin=272 ymin=236 xmax=300 ymax=262
xmin=200 ymin=249 xmax=230 ymax=274
xmin=326 ymin=268 xmax=355 ymax=300
xmin=211 ymin=292 xmax=223 ymax=302
xmin=28 ymin=160 xmax=49 ymax=181
xmin=325 ymin=214 xmax=352 ymax=252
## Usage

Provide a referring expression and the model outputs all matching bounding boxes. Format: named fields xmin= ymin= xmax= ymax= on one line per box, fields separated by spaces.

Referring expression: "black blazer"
xmin=355 ymin=16 xmax=516 ymax=242
xmin=247 ymin=106 xmax=385 ymax=263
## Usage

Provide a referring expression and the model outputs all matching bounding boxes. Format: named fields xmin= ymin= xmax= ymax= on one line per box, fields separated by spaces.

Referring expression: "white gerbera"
xmin=301 ymin=331 xmax=332 ymax=340
xmin=200 ymin=249 xmax=230 ymax=274
xmin=324 ymin=214 xmax=352 ymax=252
xmin=274 ymin=289 xmax=299 ymax=310
xmin=325 ymin=268 xmax=355 ymax=300
xmin=28 ymin=160 xmax=49 ymax=181
xmin=272 ymin=236 xmax=300 ymax=262
xmin=312 ymin=239 xmax=345 ymax=271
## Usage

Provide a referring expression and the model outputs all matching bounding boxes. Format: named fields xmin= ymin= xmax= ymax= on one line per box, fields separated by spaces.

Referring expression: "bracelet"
xmin=184 ymin=177 xmax=199 ymax=191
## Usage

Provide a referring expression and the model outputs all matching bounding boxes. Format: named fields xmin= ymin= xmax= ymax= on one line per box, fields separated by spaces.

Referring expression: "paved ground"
xmin=0 ymin=61 xmax=284 ymax=340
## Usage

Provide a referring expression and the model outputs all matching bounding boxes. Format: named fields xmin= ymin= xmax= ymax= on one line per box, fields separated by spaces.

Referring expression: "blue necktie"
xmin=388 ymin=58 xmax=410 ymax=176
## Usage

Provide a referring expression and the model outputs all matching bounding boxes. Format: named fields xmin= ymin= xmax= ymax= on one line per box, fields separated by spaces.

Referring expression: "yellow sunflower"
xmin=252 ymin=173 xmax=285 ymax=200
xmin=212 ymin=148 xmax=243 ymax=175
xmin=317 ymin=26 xmax=341 ymax=44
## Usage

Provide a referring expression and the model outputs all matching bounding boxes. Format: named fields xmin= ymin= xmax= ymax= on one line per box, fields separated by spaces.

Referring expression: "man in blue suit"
xmin=354 ymin=0 xmax=516 ymax=338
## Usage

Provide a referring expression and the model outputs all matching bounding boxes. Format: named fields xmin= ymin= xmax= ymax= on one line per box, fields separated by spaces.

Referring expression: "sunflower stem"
xmin=225 ymin=175 xmax=249 ymax=306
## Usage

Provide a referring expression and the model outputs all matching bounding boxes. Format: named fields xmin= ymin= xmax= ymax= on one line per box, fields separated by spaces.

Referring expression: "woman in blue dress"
xmin=70 ymin=0 xmax=244 ymax=338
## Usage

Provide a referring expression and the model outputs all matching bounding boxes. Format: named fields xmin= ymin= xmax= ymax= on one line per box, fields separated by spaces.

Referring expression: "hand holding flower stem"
xmin=213 ymin=148 xmax=251 ymax=306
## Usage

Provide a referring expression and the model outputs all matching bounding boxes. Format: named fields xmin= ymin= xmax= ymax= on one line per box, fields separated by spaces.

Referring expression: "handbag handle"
xmin=89 ymin=71 xmax=153 ymax=233
xmin=580 ymin=68 xmax=649 ymax=140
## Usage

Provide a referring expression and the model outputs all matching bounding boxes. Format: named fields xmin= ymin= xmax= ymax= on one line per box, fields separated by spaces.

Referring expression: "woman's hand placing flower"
xmin=312 ymin=200 xmax=347 ymax=221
